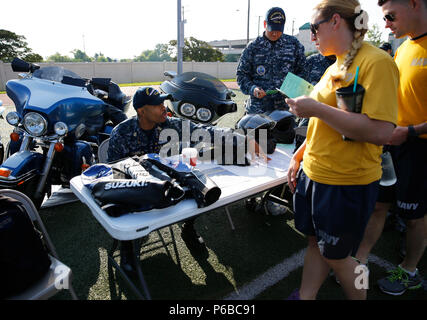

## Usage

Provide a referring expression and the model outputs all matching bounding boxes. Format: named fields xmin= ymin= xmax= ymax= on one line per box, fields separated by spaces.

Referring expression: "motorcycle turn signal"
xmin=54 ymin=142 xmax=64 ymax=152
xmin=10 ymin=132 xmax=20 ymax=142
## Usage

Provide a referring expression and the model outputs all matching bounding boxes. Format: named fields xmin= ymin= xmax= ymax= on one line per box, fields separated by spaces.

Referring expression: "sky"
xmin=2 ymin=0 xmax=390 ymax=60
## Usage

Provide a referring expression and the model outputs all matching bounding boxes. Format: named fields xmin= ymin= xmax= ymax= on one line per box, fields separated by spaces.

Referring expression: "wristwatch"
xmin=407 ymin=125 xmax=418 ymax=137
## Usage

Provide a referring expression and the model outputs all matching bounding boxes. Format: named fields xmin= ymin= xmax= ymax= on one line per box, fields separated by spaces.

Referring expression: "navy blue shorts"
xmin=390 ymin=137 xmax=427 ymax=220
xmin=293 ymin=170 xmax=379 ymax=260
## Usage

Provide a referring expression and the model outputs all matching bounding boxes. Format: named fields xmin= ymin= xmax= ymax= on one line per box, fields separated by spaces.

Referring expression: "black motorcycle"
xmin=160 ymin=71 xmax=237 ymax=124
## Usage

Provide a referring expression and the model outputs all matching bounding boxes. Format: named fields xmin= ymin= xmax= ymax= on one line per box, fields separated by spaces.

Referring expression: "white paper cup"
xmin=182 ymin=147 xmax=198 ymax=166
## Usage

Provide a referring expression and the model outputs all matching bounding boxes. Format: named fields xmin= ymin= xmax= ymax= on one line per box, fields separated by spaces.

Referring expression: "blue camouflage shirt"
xmin=107 ymin=116 xmax=246 ymax=162
xmin=236 ymin=33 xmax=307 ymax=114
xmin=305 ymin=53 xmax=336 ymax=85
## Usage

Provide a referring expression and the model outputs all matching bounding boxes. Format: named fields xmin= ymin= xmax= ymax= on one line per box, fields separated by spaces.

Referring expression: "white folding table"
xmin=70 ymin=143 xmax=294 ymax=299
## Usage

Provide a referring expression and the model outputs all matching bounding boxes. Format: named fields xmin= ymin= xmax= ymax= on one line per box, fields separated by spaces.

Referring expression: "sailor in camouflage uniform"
xmin=305 ymin=53 xmax=336 ymax=85
xmin=108 ymin=86 xmax=260 ymax=274
xmin=236 ymin=7 xmax=307 ymax=114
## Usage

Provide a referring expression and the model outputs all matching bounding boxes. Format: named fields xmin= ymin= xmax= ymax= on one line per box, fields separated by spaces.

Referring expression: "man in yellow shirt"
xmin=357 ymin=0 xmax=427 ymax=296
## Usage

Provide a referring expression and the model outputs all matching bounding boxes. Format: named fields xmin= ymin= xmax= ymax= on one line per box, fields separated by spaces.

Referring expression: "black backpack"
xmin=0 ymin=195 xmax=52 ymax=299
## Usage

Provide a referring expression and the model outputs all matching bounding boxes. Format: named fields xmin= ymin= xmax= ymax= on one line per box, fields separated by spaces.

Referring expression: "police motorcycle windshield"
xmin=5 ymin=66 xmax=105 ymax=135
xmin=33 ymin=66 xmax=82 ymax=82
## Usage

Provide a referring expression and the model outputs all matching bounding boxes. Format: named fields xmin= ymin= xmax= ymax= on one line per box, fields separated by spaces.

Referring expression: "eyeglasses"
xmin=383 ymin=13 xmax=395 ymax=22
xmin=310 ymin=18 xmax=330 ymax=35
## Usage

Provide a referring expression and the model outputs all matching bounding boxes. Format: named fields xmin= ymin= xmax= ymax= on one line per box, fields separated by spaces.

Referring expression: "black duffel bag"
xmin=0 ymin=195 xmax=51 ymax=299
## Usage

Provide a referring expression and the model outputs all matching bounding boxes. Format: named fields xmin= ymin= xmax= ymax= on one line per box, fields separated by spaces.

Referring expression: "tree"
xmin=23 ymin=53 xmax=43 ymax=62
xmin=367 ymin=24 xmax=383 ymax=47
xmin=0 ymin=29 xmax=42 ymax=62
xmin=46 ymin=52 xmax=73 ymax=62
xmin=168 ymin=37 xmax=224 ymax=62
xmin=134 ymin=43 xmax=171 ymax=61
xmin=225 ymin=54 xmax=240 ymax=62
xmin=94 ymin=52 xmax=113 ymax=62
xmin=71 ymin=49 xmax=92 ymax=62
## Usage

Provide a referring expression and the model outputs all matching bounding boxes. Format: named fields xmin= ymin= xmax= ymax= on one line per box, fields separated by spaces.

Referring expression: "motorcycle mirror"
xmin=164 ymin=71 xmax=177 ymax=78
xmin=11 ymin=57 xmax=40 ymax=73
xmin=11 ymin=57 xmax=31 ymax=72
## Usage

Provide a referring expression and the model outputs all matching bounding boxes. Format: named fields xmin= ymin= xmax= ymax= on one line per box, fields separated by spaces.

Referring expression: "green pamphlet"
xmin=276 ymin=72 xmax=314 ymax=99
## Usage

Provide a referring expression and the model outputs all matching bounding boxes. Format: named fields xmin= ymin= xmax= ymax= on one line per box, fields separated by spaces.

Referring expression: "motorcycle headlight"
xmin=23 ymin=112 xmax=47 ymax=136
xmin=196 ymin=107 xmax=212 ymax=122
xmin=179 ymin=103 xmax=196 ymax=117
xmin=54 ymin=122 xmax=68 ymax=136
xmin=6 ymin=112 xmax=20 ymax=126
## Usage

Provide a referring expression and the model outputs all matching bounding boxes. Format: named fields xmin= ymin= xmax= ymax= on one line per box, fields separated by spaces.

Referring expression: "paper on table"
xmin=276 ymin=72 xmax=314 ymax=99
xmin=200 ymin=166 xmax=251 ymax=188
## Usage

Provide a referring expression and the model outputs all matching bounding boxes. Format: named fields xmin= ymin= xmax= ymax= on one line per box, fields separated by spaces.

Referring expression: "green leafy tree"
xmin=46 ymin=52 xmax=73 ymax=62
xmin=168 ymin=37 xmax=224 ymax=62
xmin=367 ymin=24 xmax=383 ymax=47
xmin=94 ymin=52 xmax=114 ymax=62
xmin=23 ymin=53 xmax=43 ymax=62
xmin=134 ymin=43 xmax=171 ymax=61
xmin=0 ymin=29 xmax=42 ymax=62
xmin=225 ymin=54 xmax=240 ymax=62
xmin=71 ymin=49 xmax=92 ymax=62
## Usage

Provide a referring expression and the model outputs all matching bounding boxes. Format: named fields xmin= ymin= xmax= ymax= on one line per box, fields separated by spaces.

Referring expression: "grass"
xmin=1 ymin=88 xmax=426 ymax=301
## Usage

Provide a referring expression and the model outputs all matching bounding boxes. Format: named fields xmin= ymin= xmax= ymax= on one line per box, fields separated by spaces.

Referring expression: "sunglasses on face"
xmin=383 ymin=13 xmax=395 ymax=22
xmin=310 ymin=18 xmax=330 ymax=34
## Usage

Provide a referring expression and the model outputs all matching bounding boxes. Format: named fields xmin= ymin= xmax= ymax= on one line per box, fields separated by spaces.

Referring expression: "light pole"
xmin=246 ymin=0 xmax=250 ymax=44
xmin=177 ymin=0 xmax=183 ymax=75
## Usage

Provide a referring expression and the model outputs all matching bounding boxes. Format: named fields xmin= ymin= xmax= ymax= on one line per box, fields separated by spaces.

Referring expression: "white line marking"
xmin=223 ymin=250 xmax=397 ymax=300
xmin=224 ymin=248 xmax=306 ymax=300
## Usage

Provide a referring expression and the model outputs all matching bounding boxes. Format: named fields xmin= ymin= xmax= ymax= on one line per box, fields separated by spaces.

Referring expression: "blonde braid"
xmin=331 ymin=28 xmax=366 ymax=89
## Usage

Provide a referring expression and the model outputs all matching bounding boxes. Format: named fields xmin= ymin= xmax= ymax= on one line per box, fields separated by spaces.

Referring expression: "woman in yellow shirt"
xmin=285 ymin=0 xmax=398 ymax=300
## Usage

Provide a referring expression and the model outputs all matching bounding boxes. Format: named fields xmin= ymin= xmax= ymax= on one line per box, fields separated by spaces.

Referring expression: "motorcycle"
xmin=0 ymin=58 xmax=131 ymax=208
xmin=0 ymin=100 xmax=4 ymax=164
xmin=160 ymin=71 xmax=238 ymax=124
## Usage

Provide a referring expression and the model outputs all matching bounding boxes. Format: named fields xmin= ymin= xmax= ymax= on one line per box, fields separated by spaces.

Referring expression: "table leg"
xmin=132 ymin=239 xmax=152 ymax=300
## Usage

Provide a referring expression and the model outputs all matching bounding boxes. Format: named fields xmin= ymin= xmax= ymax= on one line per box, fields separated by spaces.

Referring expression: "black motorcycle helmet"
xmin=265 ymin=110 xmax=296 ymax=144
xmin=236 ymin=113 xmax=277 ymax=154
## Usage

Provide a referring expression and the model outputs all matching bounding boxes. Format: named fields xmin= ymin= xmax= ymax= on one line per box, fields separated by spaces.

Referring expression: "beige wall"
xmin=0 ymin=61 xmax=239 ymax=90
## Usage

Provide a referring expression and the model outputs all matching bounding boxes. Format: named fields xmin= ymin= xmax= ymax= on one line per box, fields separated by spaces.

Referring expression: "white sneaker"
xmin=265 ymin=200 xmax=288 ymax=216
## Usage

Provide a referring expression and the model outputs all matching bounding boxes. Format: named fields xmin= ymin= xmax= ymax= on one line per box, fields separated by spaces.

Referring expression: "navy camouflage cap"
xmin=265 ymin=7 xmax=286 ymax=32
xmin=133 ymin=86 xmax=171 ymax=110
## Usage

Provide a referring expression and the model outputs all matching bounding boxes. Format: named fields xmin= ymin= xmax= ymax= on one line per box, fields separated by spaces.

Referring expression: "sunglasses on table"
xmin=383 ymin=13 xmax=395 ymax=22
xmin=310 ymin=18 xmax=330 ymax=34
